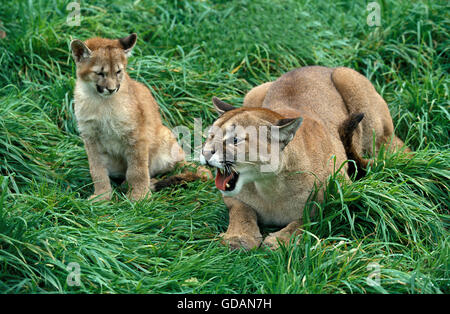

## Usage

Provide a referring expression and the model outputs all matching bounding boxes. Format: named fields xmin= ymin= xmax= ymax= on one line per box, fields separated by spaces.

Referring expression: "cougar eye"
xmin=95 ymin=72 xmax=105 ymax=77
xmin=116 ymin=70 xmax=122 ymax=75
xmin=233 ymin=137 xmax=240 ymax=145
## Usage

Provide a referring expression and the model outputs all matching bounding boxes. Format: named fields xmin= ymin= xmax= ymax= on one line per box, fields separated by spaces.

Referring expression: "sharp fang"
xmin=226 ymin=183 xmax=230 ymax=188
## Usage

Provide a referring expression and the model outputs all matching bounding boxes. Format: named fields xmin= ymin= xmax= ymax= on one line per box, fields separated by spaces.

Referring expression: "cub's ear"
xmin=212 ymin=97 xmax=236 ymax=115
xmin=70 ymin=39 xmax=91 ymax=63
xmin=275 ymin=117 xmax=303 ymax=149
xmin=119 ymin=33 xmax=137 ymax=57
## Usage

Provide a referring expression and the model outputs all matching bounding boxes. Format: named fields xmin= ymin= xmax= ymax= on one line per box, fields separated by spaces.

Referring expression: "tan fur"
xmin=71 ymin=34 xmax=210 ymax=201
xmin=243 ymin=82 xmax=273 ymax=108
xmin=331 ymin=67 xmax=410 ymax=154
xmin=202 ymin=66 xmax=409 ymax=250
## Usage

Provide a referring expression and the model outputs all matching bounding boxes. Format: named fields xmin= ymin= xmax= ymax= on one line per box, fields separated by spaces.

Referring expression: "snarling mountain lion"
xmin=201 ymin=66 xmax=409 ymax=250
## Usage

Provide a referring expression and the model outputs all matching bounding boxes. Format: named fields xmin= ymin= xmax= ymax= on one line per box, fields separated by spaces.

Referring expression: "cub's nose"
xmin=106 ymin=87 xmax=116 ymax=94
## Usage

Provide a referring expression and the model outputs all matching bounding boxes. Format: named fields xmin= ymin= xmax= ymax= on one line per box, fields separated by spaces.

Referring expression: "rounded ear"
xmin=275 ymin=117 xmax=303 ymax=149
xmin=118 ymin=33 xmax=137 ymax=57
xmin=70 ymin=39 xmax=91 ymax=63
xmin=212 ymin=97 xmax=236 ymax=115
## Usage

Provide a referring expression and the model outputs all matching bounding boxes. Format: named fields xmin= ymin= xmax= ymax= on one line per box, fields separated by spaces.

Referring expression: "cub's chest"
xmin=74 ymin=96 xmax=136 ymax=154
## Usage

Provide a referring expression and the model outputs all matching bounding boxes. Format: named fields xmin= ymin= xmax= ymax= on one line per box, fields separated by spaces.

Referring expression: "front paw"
xmin=128 ymin=188 xmax=151 ymax=201
xmin=88 ymin=192 xmax=111 ymax=202
xmin=220 ymin=232 xmax=262 ymax=250
xmin=262 ymin=231 xmax=297 ymax=250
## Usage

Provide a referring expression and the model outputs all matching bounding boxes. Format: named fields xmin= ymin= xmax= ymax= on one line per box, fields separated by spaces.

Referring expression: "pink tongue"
xmin=215 ymin=170 xmax=234 ymax=191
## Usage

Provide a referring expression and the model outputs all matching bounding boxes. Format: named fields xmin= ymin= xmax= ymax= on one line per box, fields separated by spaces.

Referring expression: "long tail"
xmin=339 ymin=113 xmax=370 ymax=180
xmin=153 ymin=171 xmax=204 ymax=192
xmin=152 ymin=164 xmax=212 ymax=191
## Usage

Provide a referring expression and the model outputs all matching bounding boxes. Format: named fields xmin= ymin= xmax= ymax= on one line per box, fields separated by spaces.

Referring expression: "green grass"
xmin=0 ymin=0 xmax=448 ymax=293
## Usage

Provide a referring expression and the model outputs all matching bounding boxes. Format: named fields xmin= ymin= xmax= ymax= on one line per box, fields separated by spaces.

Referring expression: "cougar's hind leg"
xmin=331 ymin=67 xmax=406 ymax=155
xmin=149 ymin=126 xmax=212 ymax=192
xmin=149 ymin=126 xmax=186 ymax=177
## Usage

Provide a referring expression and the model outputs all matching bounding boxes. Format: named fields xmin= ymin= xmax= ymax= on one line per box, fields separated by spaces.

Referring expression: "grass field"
xmin=0 ymin=0 xmax=448 ymax=293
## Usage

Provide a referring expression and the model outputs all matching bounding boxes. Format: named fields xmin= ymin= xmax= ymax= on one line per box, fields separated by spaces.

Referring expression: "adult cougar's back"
xmin=245 ymin=66 xmax=407 ymax=158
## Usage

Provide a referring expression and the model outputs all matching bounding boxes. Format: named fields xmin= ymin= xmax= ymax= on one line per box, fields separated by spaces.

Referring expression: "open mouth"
xmin=215 ymin=168 xmax=239 ymax=192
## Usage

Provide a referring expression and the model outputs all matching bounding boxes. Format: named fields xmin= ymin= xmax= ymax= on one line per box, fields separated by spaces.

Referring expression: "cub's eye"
xmin=116 ymin=70 xmax=122 ymax=75
xmin=233 ymin=137 xmax=240 ymax=145
xmin=95 ymin=72 xmax=105 ymax=77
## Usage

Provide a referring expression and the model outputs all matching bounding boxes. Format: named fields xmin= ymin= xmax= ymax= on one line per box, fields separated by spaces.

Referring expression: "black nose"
xmin=106 ymin=88 xmax=116 ymax=94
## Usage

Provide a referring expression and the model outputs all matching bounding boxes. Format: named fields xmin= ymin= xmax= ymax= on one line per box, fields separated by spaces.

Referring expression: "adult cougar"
xmin=71 ymin=33 xmax=210 ymax=201
xmin=201 ymin=66 xmax=409 ymax=249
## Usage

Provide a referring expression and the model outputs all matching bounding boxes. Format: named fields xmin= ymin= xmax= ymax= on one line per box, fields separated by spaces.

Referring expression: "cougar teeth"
xmin=226 ymin=183 xmax=230 ymax=188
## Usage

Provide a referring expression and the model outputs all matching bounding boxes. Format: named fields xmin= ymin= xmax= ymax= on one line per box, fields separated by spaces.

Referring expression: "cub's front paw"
xmin=262 ymin=231 xmax=298 ymax=250
xmin=88 ymin=192 xmax=111 ymax=202
xmin=220 ymin=232 xmax=262 ymax=250
xmin=128 ymin=189 xmax=151 ymax=201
